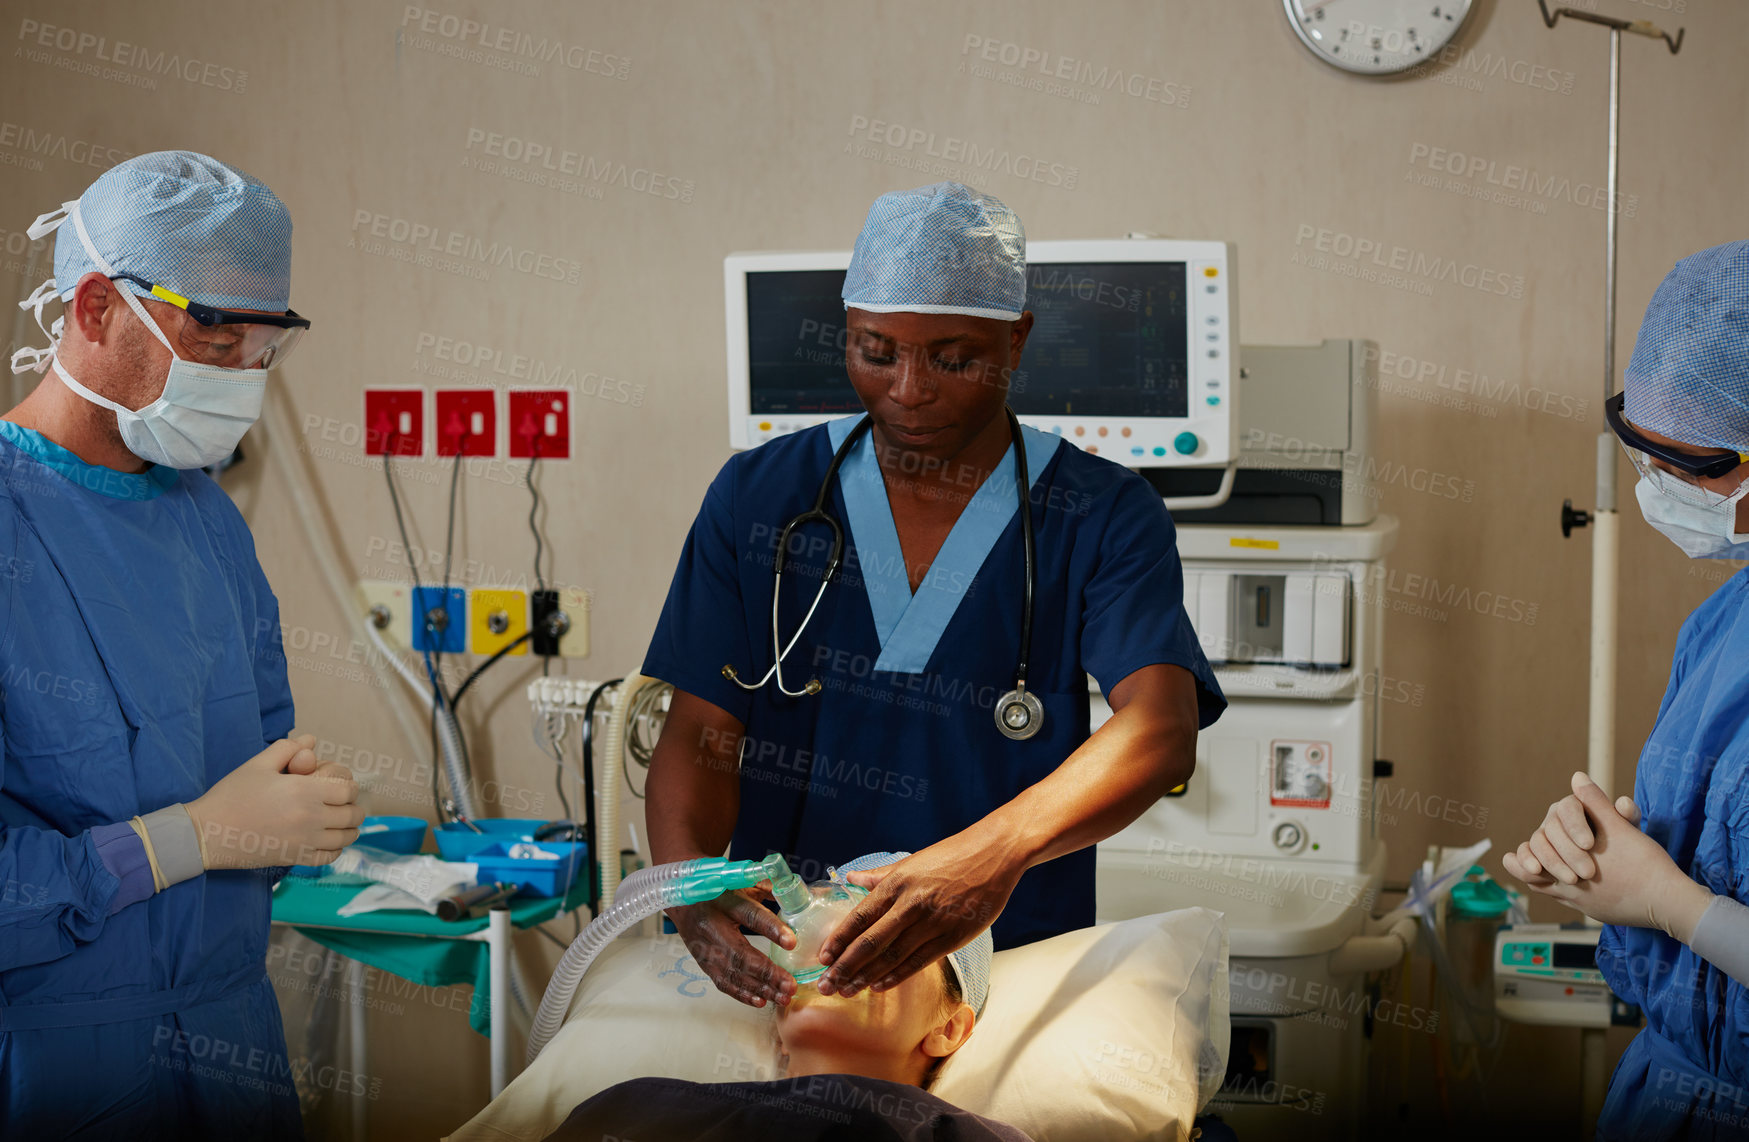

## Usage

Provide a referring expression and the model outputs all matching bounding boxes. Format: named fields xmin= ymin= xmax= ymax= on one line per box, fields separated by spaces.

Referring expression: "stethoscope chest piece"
xmin=994 ymin=685 xmax=1044 ymax=741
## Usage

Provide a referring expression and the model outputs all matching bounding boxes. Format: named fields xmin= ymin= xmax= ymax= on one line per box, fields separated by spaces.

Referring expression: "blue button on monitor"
xmin=1173 ymin=432 xmax=1199 ymax=456
xmin=1153 ymin=446 xmax=1167 ymax=457
xmin=1207 ymin=395 xmax=1221 ymax=406
xmin=1131 ymin=446 xmax=1144 ymax=456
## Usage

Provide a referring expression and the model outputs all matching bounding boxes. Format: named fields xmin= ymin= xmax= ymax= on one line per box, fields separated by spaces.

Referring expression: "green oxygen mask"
xmin=763 ymin=867 xmax=869 ymax=986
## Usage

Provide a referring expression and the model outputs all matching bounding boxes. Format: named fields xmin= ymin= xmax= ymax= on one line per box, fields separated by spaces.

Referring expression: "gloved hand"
xmin=1502 ymin=771 xmax=1715 ymax=942
xmin=666 ymin=885 xmax=798 ymax=1009
xmin=185 ymin=735 xmax=364 ymax=870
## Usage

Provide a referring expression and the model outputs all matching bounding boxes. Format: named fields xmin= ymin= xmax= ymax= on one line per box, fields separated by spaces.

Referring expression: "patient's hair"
xmin=922 ymin=960 xmax=964 ymax=1092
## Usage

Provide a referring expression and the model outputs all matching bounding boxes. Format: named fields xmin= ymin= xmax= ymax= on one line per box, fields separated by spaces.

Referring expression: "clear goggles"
xmin=1606 ymin=391 xmax=1749 ymax=509
xmin=115 ymin=272 xmax=309 ymax=370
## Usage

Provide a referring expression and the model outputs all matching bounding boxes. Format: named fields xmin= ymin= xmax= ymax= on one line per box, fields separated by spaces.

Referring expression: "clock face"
xmin=1284 ymin=0 xmax=1474 ymax=76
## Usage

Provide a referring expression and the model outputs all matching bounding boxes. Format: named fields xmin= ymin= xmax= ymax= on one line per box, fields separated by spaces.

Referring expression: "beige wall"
xmin=3 ymin=0 xmax=1743 ymax=1136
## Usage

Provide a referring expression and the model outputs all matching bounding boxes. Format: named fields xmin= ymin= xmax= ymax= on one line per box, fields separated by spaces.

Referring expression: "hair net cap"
xmin=842 ymin=182 xmax=1026 ymax=322
xmin=1624 ymin=240 xmax=1749 ymax=451
xmin=54 ymin=150 xmax=292 ymax=312
xmin=832 ymin=851 xmax=994 ymax=1018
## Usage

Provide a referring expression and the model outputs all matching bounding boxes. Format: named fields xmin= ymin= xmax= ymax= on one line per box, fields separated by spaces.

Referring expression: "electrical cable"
xmin=451 ymin=630 xmax=536 ymax=710
xmin=527 ymin=449 xmax=547 ymax=597
xmin=383 ymin=452 xmax=451 ymax=817
xmin=618 ymin=684 xmax=670 ymax=799
xmin=427 ymin=451 xmax=475 ymax=804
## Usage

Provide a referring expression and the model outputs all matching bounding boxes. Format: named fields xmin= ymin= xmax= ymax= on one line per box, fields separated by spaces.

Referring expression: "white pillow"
xmin=448 ymin=908 xmax=1228 ymax=1142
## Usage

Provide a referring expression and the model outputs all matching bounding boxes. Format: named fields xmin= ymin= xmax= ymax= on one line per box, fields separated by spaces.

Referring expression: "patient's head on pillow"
xmin=775 ymin=932 xmax=992 ymax=1089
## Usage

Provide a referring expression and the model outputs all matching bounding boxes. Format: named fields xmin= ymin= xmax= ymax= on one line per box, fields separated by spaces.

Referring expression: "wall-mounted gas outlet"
xmin=357 ymin=580 xmax=414 ymax=645
xmin=469 ymin=588 xmax=528 ymax=656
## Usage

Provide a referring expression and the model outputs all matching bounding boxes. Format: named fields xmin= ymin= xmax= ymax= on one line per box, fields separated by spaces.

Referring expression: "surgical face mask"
xmin=1635 ymin=475 xmax=1749 ymax=560
xmin=48 ymin=202 xmax=266 ymax=469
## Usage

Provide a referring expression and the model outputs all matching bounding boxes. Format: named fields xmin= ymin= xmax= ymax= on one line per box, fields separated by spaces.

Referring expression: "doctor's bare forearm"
xmin=975 ymin=663 xmax=1199 ymax=873
xmin=645 ymin=689 xmax=748 ymax=865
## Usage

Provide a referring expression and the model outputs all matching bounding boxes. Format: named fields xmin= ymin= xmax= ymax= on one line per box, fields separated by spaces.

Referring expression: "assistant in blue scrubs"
xmin=645 ymin=414 xmax=1223 ymax=950
xmin=0 ymin=152 xmax=341 ymax=1140
xmin=0 ymin=423 xmax=302 ymax=1138
xmin=1594 ymin=577 xmax=1749 ymax=1138
xmin=1503 ymin=243 xmax=1749 ymax=1141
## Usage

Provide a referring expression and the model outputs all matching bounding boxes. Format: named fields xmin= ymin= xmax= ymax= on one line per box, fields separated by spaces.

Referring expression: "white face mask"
xmin=1635 ymin=476 xmax=1749 ymax=560
xmin=30 ymin=201 xmax=265 ymax=470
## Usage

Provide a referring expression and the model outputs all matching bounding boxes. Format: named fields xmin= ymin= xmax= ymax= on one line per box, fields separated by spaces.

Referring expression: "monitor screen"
xmin=1551 ymin=942 xmax=1596 ymax=972
xmin=744 ymin=261 xmax=1191 ymax=419
xmin=1012 ymin=261 xmax=1189 ymax=419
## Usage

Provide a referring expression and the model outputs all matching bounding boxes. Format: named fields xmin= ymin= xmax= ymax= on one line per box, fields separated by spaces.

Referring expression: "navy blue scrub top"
xmin=643 ymin=417 xmax=1224 ymax=949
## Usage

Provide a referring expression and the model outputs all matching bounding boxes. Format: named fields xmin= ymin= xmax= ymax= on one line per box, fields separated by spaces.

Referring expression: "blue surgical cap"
xmin=842 ymin=182 xmax=1025 ymax=322
xmin=1624 ymin=240 xmax=1749 ymax=451
xmin=54 ymin=150 xmax=292 ymax=312
xmin=833 ymin=851 xmax=994 ymax=1018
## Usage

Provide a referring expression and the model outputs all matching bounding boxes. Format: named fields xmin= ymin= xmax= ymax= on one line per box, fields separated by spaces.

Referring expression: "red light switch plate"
xmin=434 ymin=389 xmax=497 ymax=457
xmin=508 ymin=390 xmax=571 ymax=459
xmin=363 ymin=388 xmax=425 ymax=456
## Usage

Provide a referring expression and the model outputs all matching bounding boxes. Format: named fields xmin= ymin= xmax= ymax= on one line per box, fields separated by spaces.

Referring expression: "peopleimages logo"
xmin=845 ymin=116 xmax=1079 ymax=190
xmin=15 ymin=18 xmax=248 ymax=92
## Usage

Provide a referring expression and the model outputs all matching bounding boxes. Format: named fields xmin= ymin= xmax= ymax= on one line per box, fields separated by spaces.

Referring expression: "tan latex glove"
xmin=185 ymin=735 xmax=364 ymax=870
xmin=1503 ymin=771 xmax=1714 ymax=942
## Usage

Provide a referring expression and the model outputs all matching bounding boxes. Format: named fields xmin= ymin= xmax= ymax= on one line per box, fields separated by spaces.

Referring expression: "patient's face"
xmin=774 ymin=960 xmax=974 ymax=1087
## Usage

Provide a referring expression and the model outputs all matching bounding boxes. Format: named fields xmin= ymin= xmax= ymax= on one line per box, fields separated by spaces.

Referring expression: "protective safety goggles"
xmin=113 ymin=272 xmax=309 ymax=369
xmin=1607 ymin=391 xmax=1749 ymax=507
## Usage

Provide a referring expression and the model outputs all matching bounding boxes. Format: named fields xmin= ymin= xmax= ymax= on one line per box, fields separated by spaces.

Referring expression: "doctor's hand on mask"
xmin=1503 ymin=771 xmax=1715 ymax=943
xmin=185 ymin=734 xmax=364 ymax=870
xmin=815 ymin=827 xmax=1021 ymax=999
xmin=666 ymin=884 xmax=799 ymax=1009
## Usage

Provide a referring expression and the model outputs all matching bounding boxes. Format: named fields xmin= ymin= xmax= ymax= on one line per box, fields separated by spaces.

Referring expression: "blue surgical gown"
xmin=643 ymin=418 xmax=1224 ymax=949
xmin=1596 ymin=567 xmax=1749 ymax=1140
xmin=0 ymin=423 xmax=301 ymax=1139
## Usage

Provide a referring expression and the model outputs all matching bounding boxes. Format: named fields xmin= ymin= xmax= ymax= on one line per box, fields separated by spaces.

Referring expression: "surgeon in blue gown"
xmin=1504 ymin=242 xmax=1749 ymax=1141
xmin=643 ymin=182 xmax=1225 ymax=1010
xmin=0 ymin=152 xmax=362 ymax=1139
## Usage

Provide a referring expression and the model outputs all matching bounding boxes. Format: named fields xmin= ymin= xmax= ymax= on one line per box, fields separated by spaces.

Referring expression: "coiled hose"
xmin=526 ymin=853 xmax=791 ymax=1063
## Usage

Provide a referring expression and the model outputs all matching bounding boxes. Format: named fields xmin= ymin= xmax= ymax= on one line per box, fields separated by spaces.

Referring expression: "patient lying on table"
xmin=544 ymin=929 xmax=1031 ymax=1141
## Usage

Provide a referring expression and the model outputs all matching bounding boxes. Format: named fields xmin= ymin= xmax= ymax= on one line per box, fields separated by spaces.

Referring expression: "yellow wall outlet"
xmin=558 ymin=587 xmax=590 ymax=658
xmin=469 ymin=589 xmax=529 ymax=657
xmin=357 ymin=580 xmax=413 ymax=647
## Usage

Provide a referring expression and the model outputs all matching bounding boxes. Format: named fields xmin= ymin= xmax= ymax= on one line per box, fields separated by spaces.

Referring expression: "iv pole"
xmin=1544 ymin=4 xmax=1682 ymax=1137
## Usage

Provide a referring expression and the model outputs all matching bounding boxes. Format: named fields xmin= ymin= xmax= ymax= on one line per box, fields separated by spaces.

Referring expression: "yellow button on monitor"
xmin=1204 ymin=267 xmax=1219 ymax=277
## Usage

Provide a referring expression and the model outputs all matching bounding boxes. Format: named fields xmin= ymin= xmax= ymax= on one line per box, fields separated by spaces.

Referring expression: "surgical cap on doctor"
xmin=1624 ymin=240 xmax=1749 ymax=451
xmin=53 ymin=150 xmax=293 ymax=312
xmin=833 ymin=851 xmax=994 ymax=1018
xmin=842 ymin=182 xmax=1026 ymax=322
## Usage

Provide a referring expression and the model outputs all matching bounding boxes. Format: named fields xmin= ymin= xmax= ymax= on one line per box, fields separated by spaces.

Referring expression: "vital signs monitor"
xmin=724 ymin=239 xmax=1238 ymax=466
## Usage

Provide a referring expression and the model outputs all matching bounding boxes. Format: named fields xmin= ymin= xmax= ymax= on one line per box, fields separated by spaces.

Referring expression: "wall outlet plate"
xmin=363 ymin=388 xmax=425 ymax=456
xmin=434 ymin=389 xmax=497 ymax=457
xmin=530 ymin=589 xmax=562 ymax=656
xmin=508 ymin=389 xmax=571 ymax=459
xmin=558 ymin=586 xmax=590 ymax=658
xmin=469 ymin=588 xmax=528 ymax=657
xmin=411 ymin=586 xmax=468 ymax=654
xmin=357 ymin=580 xmax=413 ymax=646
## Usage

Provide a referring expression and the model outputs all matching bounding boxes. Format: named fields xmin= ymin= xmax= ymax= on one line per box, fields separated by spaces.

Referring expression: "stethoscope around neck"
xmin=722 ymin=408 xmax=1043 ymax=742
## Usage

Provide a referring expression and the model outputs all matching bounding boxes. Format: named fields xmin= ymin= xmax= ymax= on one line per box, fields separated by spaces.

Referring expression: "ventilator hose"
xmin=599 ymin=674 xmax=655 ymax=905
xmin=365 ymin=623 xmax=480 ymax=820
xmin=526 ymin=859 xmax=699 ymax=1063
xmin=259 ymin=390 xmax=433 ymax=769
